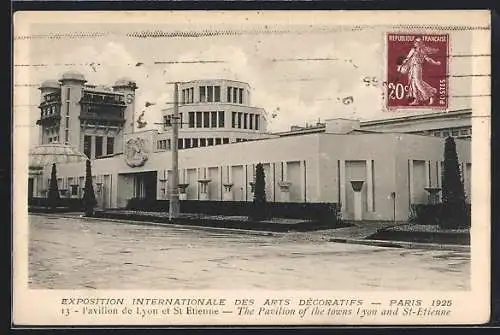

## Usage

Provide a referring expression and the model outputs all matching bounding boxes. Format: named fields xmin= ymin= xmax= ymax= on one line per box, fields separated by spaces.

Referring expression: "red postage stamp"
xmin=386 ymin=33 xmax=449 ymax=109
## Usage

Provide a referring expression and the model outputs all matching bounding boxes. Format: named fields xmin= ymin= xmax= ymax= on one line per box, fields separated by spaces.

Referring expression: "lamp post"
xmin=169 ymin=82 xmax=180 ymax=220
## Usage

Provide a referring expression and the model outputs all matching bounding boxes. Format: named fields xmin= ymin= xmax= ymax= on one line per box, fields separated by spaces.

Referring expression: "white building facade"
xmin=29 ymin=75 xmax=471 ymax=222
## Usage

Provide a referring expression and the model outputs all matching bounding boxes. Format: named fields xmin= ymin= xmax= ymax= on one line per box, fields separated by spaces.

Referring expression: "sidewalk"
xmin=29 ymin=212 xmax=469 ymax=252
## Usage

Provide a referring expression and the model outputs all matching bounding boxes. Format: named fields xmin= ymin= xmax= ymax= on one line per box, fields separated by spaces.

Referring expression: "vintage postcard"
xmin=13 ymin=10 xmax=491 ymax=326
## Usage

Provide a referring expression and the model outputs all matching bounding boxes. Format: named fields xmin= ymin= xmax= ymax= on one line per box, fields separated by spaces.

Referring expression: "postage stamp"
xmin=386 ymin=33 xmax=449 ymax=109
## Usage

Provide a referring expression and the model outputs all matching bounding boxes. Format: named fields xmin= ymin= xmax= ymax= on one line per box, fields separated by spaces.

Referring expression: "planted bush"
xmin=441 ymin=137 xmax=470 ymax=229
xmin=47 ymin=163 xmax=60 ymax=209
xmin=82 ymin=160 xmax=97 ymax=217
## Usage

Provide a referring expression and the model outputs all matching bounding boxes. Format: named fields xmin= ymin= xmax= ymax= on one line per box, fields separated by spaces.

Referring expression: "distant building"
xmin=28 ymin=74 xmax=472 ymax=221
xmin=156 ymin=79 xmax=271 ymax=151
xmin=279 ymin=109 xmax=472 ymax=140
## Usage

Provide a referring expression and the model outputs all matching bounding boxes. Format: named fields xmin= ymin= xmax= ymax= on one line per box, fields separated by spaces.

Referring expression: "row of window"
xmin=164 ymin=111 xmax=260 ymax=130
xmin=429 ymin=128 xmax=471 ymax=138
xmin=48 ymin=136 xmax=60 ymax=143
xmin=181 ymin=88 xmax=195 ymax=104
xmin=231 ymin=112 xmax=260 ymax=130
xmin=199 ymin=86 xmax=221 ymax=103
xmin=188 ymin=111 xmax=225 ymax=128
xmin=42 ymin=92 xmax=60 ymax=103
xmin=227 ymin=86 xmax=244 ymax=104
xmin=41 ymin=105 xmax=59 ymax=117
xmin=81 ymin=92 xmax=124 ymax=105
xmin=64 ymin=88 xmax=70 ymax=143
xmin=157 ymin=137 xmax=250 ymax=150
xmin=83 ymin=135 xmax=115 ymax=158
xmin=45 ymin=126 xmax=59 ymax=144
xmin=181 ymin=86 xmax=245 ymax=105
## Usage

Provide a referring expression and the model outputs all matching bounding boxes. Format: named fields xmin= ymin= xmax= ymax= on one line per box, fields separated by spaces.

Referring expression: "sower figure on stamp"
xmin=397 ymin=37 xmax=442 ymax=106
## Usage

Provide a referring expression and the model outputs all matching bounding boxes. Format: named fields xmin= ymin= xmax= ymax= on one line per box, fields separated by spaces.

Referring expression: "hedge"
xmin=28 ymin=197 xmax=84 ymax=211
xmin=126 ymin=198 xmax=341 ymax=223
xmin=409 ymin=203 xmax=471 ymax=228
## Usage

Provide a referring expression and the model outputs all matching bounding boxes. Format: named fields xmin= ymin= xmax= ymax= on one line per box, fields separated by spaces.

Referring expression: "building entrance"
xmin=133 ymin=171 xmax=157 ymax=200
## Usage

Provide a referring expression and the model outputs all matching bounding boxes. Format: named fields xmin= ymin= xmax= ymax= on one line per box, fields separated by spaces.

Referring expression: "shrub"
xmin=441 ymin=137 xmax=469 ymax=229
xmin=251 ymin=163 xmax=267 ymax=221
xmin=82 ymin=160 xmax=97 ymax=217
xmin=47 ymin=163 xmax=60 ymax=209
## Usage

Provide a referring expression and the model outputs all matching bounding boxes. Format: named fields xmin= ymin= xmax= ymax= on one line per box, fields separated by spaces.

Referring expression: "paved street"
xmin=29 ymin=214 xmax=470 ymax=290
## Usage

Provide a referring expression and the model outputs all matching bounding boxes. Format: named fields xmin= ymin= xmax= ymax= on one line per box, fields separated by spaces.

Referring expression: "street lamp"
xmin=169 ymin=82 xmax=180 ymax=220
xmin=153 ymin=82 xmax=193 ymax=220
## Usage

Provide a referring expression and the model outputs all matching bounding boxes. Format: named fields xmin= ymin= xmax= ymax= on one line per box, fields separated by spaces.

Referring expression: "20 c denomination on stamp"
xmin=386 ymin=33 xmax=449 ymax=109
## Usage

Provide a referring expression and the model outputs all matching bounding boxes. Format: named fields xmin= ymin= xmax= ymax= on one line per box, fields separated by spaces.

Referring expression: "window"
xmin=243 ymin=113 xmax=248 ymax=129
xmin=452 ymin=130 xmax=459 ymax=137
xmin=178 ymin=139 xmax=184 ymax=149
xmin=64 ymin=129 xmax=69 ymax=143
xmin=167 ymin=139 xmax=171 ymax=150
xmin=227 ymin=87 xmax=232 ymax=103
xmin=200 ymin=86 xmax=206 ymax=102
xmin=164 ymin=115 xmax=172 ymax=128
xmin=190 ymin=88 xmax=194 ymax=103
xmin=179 ymin=113 xmax=183 ymax=128
xmin=215 ymin=138 xmax=221 ymax=145
xmin=236 ymin=138 xmax=241 ymax=142
xmin=207 ymin=86 xmax=213 ymax=102
xmin=233 ymin=88 xmax=238 ymax=104
xmin=218 ymin=111 xmax=225 ymax=128
xmin=231 ymin=112 xmax=236 ymax=128
xmin=71 ymin=185 xmax=78 ymax=196
xmin=249 ymin=114 xmax=254 ymax=129
xmin=214 ymin=86 xmax=221 ymax=102
xmin=237 ymin=112 xmax=242 ymax=129
xmin=200 ymin=138 xmax=206 ymax=147
xmin=107 ymin=137 xmax=114 ymax=155
xmin=223 ymin=138 xmax=229 ymax=144
xmin=443 ymin=131 xmax=450 ymax=137
xmin=207 ymin=138 xmax=214 ymax=146
xmin=95 ymin=136 xmax=103 ymax=158
xmin=239 ymin=88 xmax=244 ymax=104
xmin=433 ymin=131 xmax=441 ymax=137
xmin=203 ymin=112 xmax=210 ymax=128
xmin=192 ymin=138 xmax=199 ymax=147
xmin=460 ymin=129 xmax=469 ymax=136
xmin=84 ymin=135 xmax=91 ymax=158
xmin=196 ymin=112 xmax=202 ymax=128
xmin=189 ymin=112 xmax=195 ymax=128
xmin=182 ymin=90 xmax=186 ymax=104
xmin=211 ymin=111 xmax=217 ymax=128
xmin=157 ymin=140 xmax=163 ymax=150
xmin=255 ymin=115 xmax=260 ymax=130
xmin=185 ymin=138 xmax=191 ymax=148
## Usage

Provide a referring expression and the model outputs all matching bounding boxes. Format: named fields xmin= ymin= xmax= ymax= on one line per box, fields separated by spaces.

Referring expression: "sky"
xmin=13 ymin=14 xmax=487 ymax=148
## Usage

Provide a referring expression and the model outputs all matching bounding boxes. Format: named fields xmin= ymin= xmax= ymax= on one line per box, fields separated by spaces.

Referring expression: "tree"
xmin=251 ymin=163 xmax=267 ymax=221
xmin=441 ymin=136 xmax=469 ymax=228
xmin=47 ymin=163 xmax=60 ymax=209
xmin=82 ymin=160 xmax=97 ymax=217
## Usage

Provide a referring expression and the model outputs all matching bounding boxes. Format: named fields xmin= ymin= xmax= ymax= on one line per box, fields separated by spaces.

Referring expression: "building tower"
xmin=112 ymin=78 xmax=138 ymax=135
xmin=37 ymin=79 xmax=61 ymax=145
xmin=59 ymin=71 xmax=87 ymax=148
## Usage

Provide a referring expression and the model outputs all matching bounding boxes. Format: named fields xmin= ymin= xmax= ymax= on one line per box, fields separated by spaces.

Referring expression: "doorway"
xmin=134 ymin=171 xmax=158 ymax=200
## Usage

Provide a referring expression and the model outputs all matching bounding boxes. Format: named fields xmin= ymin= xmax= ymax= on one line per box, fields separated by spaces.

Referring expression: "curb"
xmin=328 ymin=237 xmax=470 ymax=252
xmin=31 ymin=213 xmax=470 ymax=251
xmin=33 ymin=213 xmax=283 ymax=237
